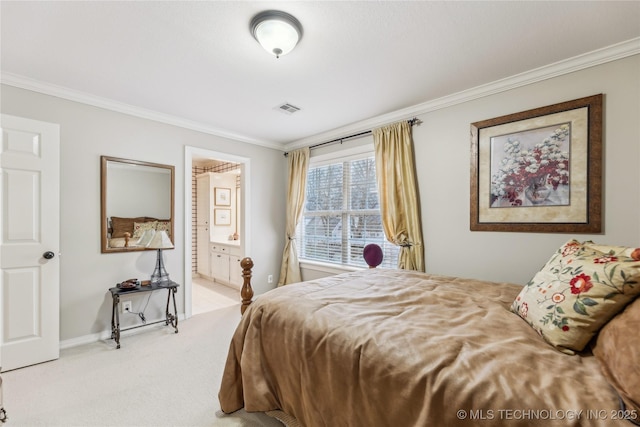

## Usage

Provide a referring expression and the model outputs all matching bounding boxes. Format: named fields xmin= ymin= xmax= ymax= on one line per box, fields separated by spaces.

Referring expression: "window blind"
xmin=298 ymin=154 xmax=399 ymax=269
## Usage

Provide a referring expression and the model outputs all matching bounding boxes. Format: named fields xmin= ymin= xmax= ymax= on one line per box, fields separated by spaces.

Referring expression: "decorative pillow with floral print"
xmin=132 ymin=221 xmax=157 ymax=239
xmin=511 ymin=239 xmax=640 ymax=354
xmin=155 ymin=221 xmax=171 ymax=238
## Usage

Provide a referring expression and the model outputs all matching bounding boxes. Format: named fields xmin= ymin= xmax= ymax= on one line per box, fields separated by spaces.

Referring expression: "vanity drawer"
xmin=210 ymin=244 xmax=229 ymax=254
xmin=210 ymin=243 xmax=241 ymax=256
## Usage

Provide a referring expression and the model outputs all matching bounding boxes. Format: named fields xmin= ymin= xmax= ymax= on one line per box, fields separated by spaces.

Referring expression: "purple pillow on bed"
xmin=363 ymin=244 xmax=383 ymax=268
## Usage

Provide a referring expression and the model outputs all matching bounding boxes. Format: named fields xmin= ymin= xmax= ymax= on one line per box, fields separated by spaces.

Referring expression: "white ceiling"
xmin=1 ymin=1 xmax=639 ymax=150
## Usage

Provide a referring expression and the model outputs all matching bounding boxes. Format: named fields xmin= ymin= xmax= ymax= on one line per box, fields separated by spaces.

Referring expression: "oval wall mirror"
xmin=100 ymin=156 xmax=175 ymax=253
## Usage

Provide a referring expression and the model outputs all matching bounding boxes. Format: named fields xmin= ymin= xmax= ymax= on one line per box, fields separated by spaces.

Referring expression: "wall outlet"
xmin=122 ymin=300 xmax=132 ymax=313
xmin=267 ymin=274 xmax=273 ymax=284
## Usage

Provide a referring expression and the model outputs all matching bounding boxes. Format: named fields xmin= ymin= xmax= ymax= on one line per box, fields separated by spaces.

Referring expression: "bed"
xmin=107 ymin=216 xmax=171 ymax=248
xmin=219 ymin=240 xmax=640 ymax=426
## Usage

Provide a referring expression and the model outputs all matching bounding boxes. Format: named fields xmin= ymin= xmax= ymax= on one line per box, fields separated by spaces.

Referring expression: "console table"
xmin=108 ymin=281 xmax=179 ymax=349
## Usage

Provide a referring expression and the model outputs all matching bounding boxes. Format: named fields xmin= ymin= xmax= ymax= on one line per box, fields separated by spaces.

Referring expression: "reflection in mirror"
xmin=101 ymin=156 xmax=175 ymax=253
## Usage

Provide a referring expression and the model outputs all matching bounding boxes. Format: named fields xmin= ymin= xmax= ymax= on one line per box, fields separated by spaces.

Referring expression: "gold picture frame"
xmin=214 ymin=187 xmax=231 ymax=206
xmin=214 ymin=208 xmax=231 ymax=225
xmin=470 ymin=94 xmax=602 ymax=233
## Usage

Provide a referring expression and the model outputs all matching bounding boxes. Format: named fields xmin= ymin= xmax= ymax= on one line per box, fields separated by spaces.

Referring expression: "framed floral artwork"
xmin=214 ymin=187 xmax=231 ymax=206
xmin=470 ymin=94 xmax=602 ymax=232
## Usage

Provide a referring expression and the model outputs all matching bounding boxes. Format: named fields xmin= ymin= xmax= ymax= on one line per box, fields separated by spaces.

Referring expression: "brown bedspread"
xmin=219 ymin=269 xmax=627 ymax=426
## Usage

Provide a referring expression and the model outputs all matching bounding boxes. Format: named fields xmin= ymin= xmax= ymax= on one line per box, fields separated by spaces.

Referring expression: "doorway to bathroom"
xmin=184 ymin=146 xmax=251 ymax=318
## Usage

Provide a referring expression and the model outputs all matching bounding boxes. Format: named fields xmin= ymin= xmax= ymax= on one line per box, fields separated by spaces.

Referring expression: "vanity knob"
xmin=43 ymin=251 xmax=55 ymax=259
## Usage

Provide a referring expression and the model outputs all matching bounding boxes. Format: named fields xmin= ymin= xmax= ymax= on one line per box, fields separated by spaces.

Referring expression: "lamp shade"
xmin=250 ymin=10 xmax=302 ymax=58
xmin=137 ymin=229 xmax=156 ymax=247
xmin=146 ymin=230 xmax=174 ymax=249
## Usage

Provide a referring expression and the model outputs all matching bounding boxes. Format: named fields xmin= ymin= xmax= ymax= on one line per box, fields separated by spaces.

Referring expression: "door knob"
xmin=43 ymin=251 xmax=55 ymax=259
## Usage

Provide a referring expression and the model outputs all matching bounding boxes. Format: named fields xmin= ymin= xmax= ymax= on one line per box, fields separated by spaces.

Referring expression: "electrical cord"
xmin=124 ymin=293 xmax=152 ymax=324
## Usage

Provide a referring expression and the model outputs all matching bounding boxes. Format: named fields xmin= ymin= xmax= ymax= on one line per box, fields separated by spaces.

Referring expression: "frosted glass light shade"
xmin=250 ymin=10 xmax=302 ymax=58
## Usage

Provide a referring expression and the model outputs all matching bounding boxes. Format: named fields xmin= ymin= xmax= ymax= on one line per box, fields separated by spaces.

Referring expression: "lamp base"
xmin=150 ymin=249 xmax=170 ymax=283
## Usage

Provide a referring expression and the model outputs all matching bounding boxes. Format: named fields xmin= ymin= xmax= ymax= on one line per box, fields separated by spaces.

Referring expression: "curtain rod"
xmin=283 ymin=117 xmax=418 ymax=157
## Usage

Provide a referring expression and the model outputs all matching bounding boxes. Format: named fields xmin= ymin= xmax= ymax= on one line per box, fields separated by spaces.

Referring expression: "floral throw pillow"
xmin=511 ymin=240 xmax=640 ymax=354
xmin=155 ymin=221 xmax=171 ymax=238
xmin=132 ymin=221 xmax=157 ymax=239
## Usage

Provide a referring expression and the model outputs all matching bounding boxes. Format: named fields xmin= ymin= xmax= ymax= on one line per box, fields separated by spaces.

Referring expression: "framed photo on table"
xmin=215 ymin=208 xmax=231 ymax=226
xmin=470 ymin=94 xmax=602 ymax=233
xmin=214 ymin=187 xmax=231 ymax=206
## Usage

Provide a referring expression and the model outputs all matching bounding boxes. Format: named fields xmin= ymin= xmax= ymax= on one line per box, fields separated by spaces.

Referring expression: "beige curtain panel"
xmin=278 ymin=147 xmax=310 ymax=286
xmin=373 ymin=121 xmax=425 ymax=272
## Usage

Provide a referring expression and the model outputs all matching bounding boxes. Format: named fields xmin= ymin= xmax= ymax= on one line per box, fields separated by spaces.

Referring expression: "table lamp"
xmin=147 ymin=230 xmax=174 ymax=283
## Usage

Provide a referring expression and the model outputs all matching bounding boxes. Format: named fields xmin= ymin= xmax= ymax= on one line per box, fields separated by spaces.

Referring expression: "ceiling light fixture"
xmin=250 ymin=10 xmax=303 ymax=58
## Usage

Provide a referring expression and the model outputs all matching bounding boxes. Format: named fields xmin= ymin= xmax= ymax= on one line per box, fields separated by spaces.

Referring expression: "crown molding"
xmin=2 ymin=37 xmax=638 ymax=152
xmin=0 ymin=72 xmax=283 ymax=150
xmin=284 ymin=37 xmax=640 ymax=151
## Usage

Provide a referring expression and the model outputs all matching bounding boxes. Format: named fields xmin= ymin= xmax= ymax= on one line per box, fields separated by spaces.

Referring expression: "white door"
xmin=0 ymin=114 xmax=60 ymax=372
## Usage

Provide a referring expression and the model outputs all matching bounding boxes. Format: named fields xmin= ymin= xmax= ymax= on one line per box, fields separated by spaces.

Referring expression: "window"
xmin=297 ymin=152 xmax=399 ymax=269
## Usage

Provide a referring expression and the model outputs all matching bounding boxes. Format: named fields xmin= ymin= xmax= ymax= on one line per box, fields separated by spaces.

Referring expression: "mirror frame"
xmin=100 ymin=156 xmax=175 ymax=253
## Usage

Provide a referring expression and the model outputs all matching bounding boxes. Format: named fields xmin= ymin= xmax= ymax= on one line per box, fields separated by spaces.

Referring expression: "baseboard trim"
xmin=59 ymin=313 xmax=186 ymax=350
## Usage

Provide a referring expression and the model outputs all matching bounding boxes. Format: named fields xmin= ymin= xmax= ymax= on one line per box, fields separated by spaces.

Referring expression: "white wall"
xmin=1 ymin=85 xmax=287 ymax=343
xmin=302 ymin=55 xmax=640 ymax=286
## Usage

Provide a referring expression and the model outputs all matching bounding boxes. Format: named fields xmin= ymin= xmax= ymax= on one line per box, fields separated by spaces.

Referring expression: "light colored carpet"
xmin=2 ymin=304 xmax=284 ymax=427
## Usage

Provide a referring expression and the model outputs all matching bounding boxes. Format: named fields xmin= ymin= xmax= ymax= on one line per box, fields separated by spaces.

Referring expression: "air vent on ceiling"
xmin=275 ymin=102 xmax=301 ymax=115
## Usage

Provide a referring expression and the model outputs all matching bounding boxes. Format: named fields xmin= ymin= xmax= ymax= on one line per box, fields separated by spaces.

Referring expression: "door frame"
xmin=183 ymin=146 xmax=251 ymax=319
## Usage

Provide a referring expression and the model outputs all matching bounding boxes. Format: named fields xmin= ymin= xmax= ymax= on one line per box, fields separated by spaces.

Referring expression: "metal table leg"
xmin=165 ymin=287 xmax=179 ymax=333
xmin=111 ymin=294 xmax=121 ymax=349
